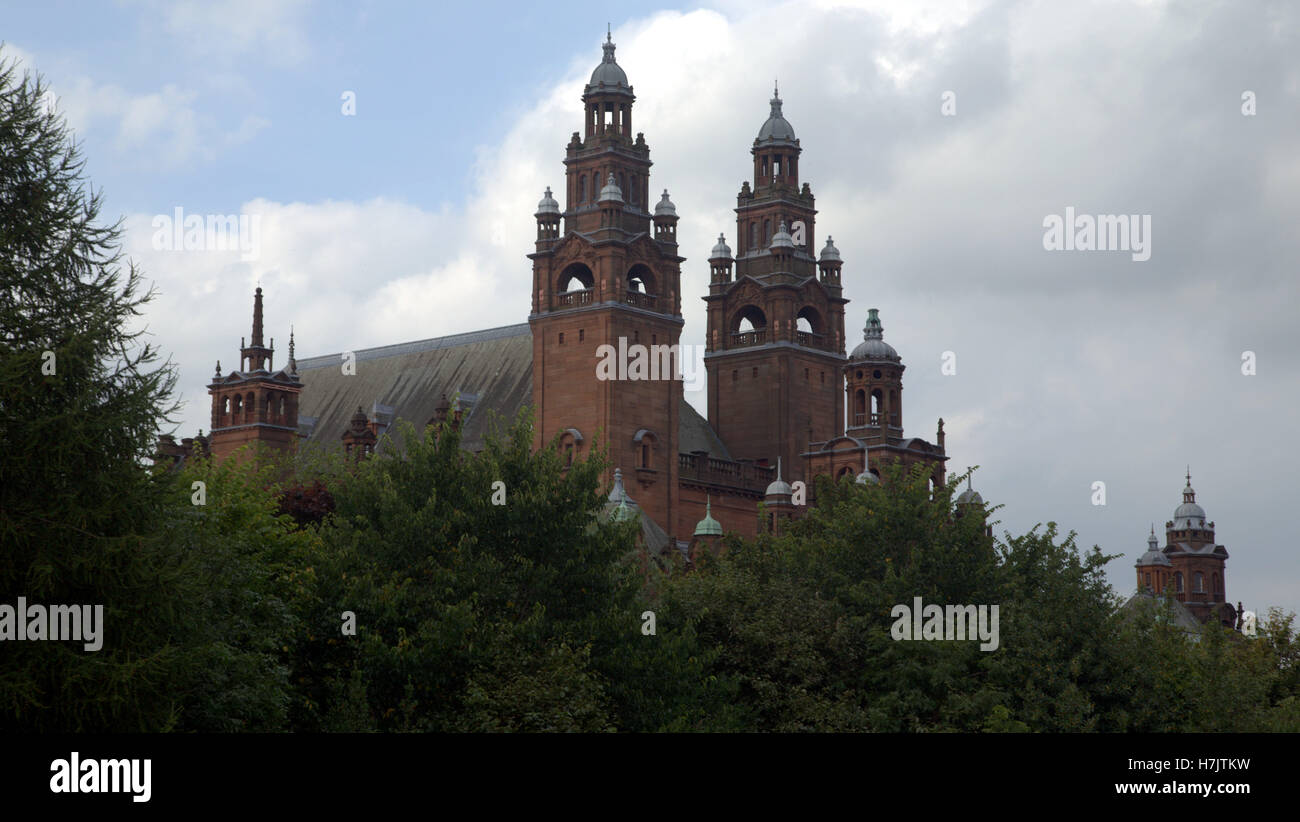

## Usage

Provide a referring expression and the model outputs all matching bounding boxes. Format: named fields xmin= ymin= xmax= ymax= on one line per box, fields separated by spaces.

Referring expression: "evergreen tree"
xmin=0 ymin=51 xmax=188 ymax=730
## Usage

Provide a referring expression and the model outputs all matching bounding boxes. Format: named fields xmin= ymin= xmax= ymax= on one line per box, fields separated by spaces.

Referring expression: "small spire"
xmin=288 ymin=326 xmax=297 ymax=373
xmin=214 ymin=360 xmax=221 ymax=376
xmin=602 ymin=27 xmax=616 ymax=62
xmin=776 ymin=456 xmax=783 ymax=481
xmin=251 ymin=287 xmax=264 ymax=347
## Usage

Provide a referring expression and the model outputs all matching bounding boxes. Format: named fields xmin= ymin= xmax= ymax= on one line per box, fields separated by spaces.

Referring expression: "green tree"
xmin=0 ymin=52 xmax=190 ymax=730
xmin=298 ymin=412 xmax=727 ymax=732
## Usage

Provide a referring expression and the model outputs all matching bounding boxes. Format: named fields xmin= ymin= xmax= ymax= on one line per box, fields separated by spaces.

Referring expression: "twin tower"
xmin=528 ymin=33 xmax=946 ymax=542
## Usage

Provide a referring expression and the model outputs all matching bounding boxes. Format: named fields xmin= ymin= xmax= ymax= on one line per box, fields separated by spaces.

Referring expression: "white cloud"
xmin=133 ymin=1 xmax=1300 ymax=615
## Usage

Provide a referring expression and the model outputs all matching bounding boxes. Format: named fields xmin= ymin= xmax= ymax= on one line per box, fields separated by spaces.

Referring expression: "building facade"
xmin=1134 ymin=471 xmax=1236 ymax=627
xmin=176 ymin=33 xmax=951 ymax=550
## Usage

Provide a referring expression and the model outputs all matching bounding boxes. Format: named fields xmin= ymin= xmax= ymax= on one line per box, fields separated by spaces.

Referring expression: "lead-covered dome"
xmin=710 ymin=233 xmax=732 ymax=260
xmin=587 ymin=32 xmax=632 ymax=95
xmin=1136 ymin=526 xmax=1171 ymax=567
xmin=850 ymin=308 xmax=900 ymax=362
xmin=536 ymin=186 xmax=560 ymax=216
xmin=1172 ymin=472 xmax=1207 ymax=530
xmin=757 ymin=85 xmax=796 ymax=142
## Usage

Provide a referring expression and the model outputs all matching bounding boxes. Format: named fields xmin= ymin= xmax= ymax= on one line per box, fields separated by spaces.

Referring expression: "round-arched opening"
xmin=733 ymin=305 xmax=767 ymax=333
xmin=796 ymin=306 xmax=823 ymax=335
xmin=558 ymin=263 xmax=594 ymax=292
xmin=627 ymin=264 xmax=656 ymax=295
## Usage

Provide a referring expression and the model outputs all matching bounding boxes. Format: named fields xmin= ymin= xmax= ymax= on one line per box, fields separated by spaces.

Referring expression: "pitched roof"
xmin=679 ymin=398 xmax=732 ymax=459
xmin=295 ymin=323 xmax=533 ymax=451
xmin=1120 ymin=590 xmax=1203 ymax=633
xmin=294 ymin=324 xmax=733 ymax=462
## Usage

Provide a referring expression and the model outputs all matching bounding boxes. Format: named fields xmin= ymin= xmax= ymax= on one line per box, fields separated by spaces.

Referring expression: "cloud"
xmin=135 ymin=1 xmax=1299 ymax=615
xmin=128 ymin=0 xmax=314 ymax=65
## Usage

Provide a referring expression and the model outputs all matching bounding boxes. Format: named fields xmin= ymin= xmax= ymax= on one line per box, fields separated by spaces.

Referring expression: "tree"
xmin=0 ymin=51 xmax=193 ymax=730
xmin=295 ymin=411 xmax=729 ymax=732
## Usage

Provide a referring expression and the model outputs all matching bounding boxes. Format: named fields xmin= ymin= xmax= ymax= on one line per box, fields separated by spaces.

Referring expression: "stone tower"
xmin=207 ymin=288 xmax=301 ymax=461
xmin=703 ymin=86 xmax=847 ymax=481
xmin=528 ymin=31 xmax=684 ymax=536
xmin=1163 ymin=471 xmax=1232 ymax=625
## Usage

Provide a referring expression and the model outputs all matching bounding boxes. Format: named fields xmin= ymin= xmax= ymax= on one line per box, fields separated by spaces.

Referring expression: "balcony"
xmin=555 ymin=288 xmax=593 ymax=309
xmin=850 ymin=412 xmax=899 ymax=428
xmin=678 ymin=452 xmax=776 ymax=493
xmin=795 ymin=330 xmax=826 ymax=349
xmin=624 ymin=290 xmax=658 ymax=310
xmin=730 ymin=329 xmax=767 ymax=348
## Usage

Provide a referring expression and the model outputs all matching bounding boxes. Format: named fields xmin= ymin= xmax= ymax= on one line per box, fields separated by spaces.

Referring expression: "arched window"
xmin=749 ymin=221 xmax=758 ymax=251
xmin=854 ymin=389 xmax=866 ymax=426
xmin=763 ymin=219 xmax=771 ymax=245
xmin=279 ymin=396 xmax=286 ymax=418
xmin=1175 ymin=572 xmax=1184 ymax=593
xmin=1194 ymin=572 xmax=1204 ymax=593
xmin=634 ymin=430 xmax=656 ymax=469
xmin=871 ymin=389 xmax=882 ymax=416
xmin=1144 ymin=573 xmax=1151 ymax=589
xmin=628 ymin=174 xmax=637 ymax=207
xmin=232 ymin=394 xmax=242 ymax=414
xmin=579 ymin=175 xmax=587 ymax=203
xmin=838 ymin=466 xmax=853 ymax=479
xmin=558 ymin=428 xmax=583 ymax=467
xmin=222 ymin=396 xmax=230 ymax=415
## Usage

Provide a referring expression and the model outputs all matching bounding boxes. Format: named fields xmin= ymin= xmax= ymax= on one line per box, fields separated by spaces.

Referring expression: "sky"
xmin=6 ymin=0 xmax=1298 ymax=616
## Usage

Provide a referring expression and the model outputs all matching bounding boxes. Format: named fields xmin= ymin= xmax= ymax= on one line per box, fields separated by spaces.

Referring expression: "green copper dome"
xmin=694 ymin=498 xmax=723 ymax=537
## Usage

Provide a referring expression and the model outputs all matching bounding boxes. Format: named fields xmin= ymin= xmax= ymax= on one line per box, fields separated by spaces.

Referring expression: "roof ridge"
xmin=296 ymin=323 xmax=530 ymax=370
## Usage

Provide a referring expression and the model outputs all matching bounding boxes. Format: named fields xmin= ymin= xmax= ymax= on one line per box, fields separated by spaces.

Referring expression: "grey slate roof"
xmin=679 ymin=399 xmax=732 ymax=459
xmin=295 ymin=323 xmax=733 ymax=464
xmin=1120 ymin=590 xmax=1203 ymax=633
xmin=295 ymin=323 xmax=533 ymax=452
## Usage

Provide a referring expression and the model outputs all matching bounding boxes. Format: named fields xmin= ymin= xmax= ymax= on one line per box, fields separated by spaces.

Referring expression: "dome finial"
xmin=603 ymin=26 xmax=616 ymax=62
xmin=864 ymin=308 xmax=883 ymax=341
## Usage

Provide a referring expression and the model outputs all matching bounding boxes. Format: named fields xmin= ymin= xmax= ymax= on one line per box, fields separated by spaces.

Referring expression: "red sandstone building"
xmin=1132 ymin=472 xmax=1237 ymax=627
xmin=178 ymin=33 xmax=959 ymax=552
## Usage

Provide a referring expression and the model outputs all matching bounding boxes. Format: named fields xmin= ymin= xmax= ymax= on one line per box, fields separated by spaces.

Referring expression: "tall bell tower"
xmin=529 ymin=30 xmax=684 ymax=538
xmin=703 ymin=87 xmax=847 ymax=481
